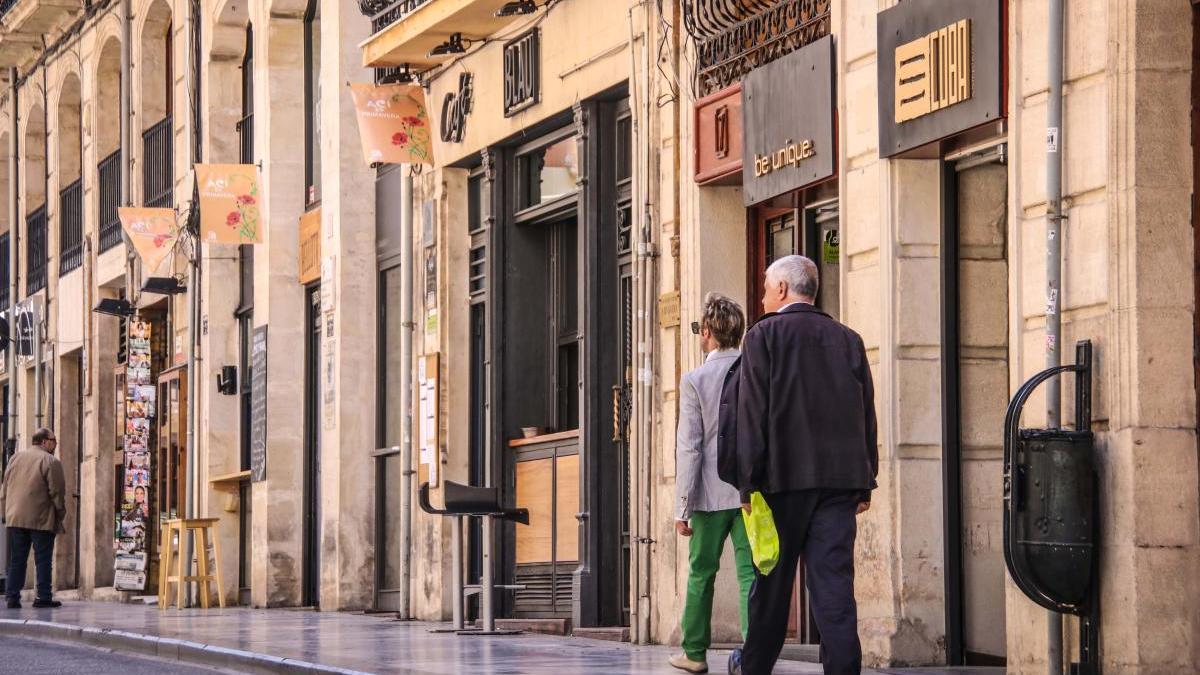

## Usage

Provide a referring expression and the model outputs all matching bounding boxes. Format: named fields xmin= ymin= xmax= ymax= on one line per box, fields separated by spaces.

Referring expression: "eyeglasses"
xmin=690 ymin=321 xmax=701 ymax=335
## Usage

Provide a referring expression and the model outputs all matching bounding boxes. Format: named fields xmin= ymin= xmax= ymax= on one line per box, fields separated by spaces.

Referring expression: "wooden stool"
xmin=158 ymin=518 xmax=226 ymax=610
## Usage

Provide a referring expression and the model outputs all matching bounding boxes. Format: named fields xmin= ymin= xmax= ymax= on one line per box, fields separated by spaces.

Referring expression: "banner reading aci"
xmin=196 ymin=163 xmax=264 ymax=244
xmin=349 ymin=83 xmax=433 ymax=166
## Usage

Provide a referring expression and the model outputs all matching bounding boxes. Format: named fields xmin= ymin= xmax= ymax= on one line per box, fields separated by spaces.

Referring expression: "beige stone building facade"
xmin=0 ymin=0 xmax=1196 ymax=672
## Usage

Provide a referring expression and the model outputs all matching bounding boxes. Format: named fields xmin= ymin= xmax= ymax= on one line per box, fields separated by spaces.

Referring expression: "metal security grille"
xmin=98 ymin=149 xmax=123 ymax=252
xmin=59 ymin=177 xmax=83 ymax=275
xmin=238 ymin=25 xmax=254 ymax=164
xmin=25 ymin=205 xmax=48 ymax=295
xmin=143 ymin=117 xmax=173 ymax=208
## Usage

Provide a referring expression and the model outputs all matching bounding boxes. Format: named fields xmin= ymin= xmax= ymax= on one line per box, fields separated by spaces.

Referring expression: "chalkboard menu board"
xmin=250 ymin=325 xmax=268 ymax=482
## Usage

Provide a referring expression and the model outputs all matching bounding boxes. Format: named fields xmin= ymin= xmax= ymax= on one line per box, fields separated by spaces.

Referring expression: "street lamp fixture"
xmin=142 ymin=276 xmax=188 ymax=296
xmin=496 ymin=0 xmax=537 ymax=16
xmin=429 ymin=33 xmax=467 ymax=57
xmin=92 ymin=298 xmax=136 ymax=318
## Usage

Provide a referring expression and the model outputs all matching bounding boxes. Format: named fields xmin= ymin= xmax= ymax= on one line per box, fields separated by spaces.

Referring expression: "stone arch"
xmin=139 ymin=0 xmax=173 ymax=131
xmin=56 ymin=72 xmax=83 ymax=188
xmin=95 ymin=37 xmax=122 ymax=162
xmin=22 ymin=101 xmax=46 ymax=215
xmin=206 ymin=0 xmax=250 ymax=163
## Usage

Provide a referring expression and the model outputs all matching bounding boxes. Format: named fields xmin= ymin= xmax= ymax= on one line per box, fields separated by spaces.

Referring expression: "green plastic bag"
xmin=741 ymin=491 xmax=780 ymax=575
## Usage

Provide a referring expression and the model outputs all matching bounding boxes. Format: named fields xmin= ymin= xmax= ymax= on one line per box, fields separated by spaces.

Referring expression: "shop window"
xmin=516 ymin=135 xmax=578 ymax=212
xmin=550 ymin=221 xmax=579 ymax=431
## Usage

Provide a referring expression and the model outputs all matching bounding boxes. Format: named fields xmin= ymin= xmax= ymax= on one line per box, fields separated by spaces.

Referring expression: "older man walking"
xmin=731 ymin=256 xmax=877 ymax=675
xmin=670 ymin=293 xmax=756 ymax=674
xmin=1 ymin=428 xmax=66 ymax=609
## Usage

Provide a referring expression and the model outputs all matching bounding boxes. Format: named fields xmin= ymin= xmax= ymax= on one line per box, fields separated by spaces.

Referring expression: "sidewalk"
xmin=0 ymin=601 xmax=1002 ymax=675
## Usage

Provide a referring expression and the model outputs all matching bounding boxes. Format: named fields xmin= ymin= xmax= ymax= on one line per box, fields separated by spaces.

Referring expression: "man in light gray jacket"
xmin=670 ymin=293 xmax=756 ymax=674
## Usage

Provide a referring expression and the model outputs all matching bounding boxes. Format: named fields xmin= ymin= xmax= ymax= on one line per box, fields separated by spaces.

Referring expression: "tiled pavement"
xmin=0 ymin=601 xmax=1004 ymax=675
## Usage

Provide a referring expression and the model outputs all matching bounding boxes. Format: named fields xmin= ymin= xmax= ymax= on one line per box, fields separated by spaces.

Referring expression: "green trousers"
xmin=680 ymin=508 xmax=756 ymax=661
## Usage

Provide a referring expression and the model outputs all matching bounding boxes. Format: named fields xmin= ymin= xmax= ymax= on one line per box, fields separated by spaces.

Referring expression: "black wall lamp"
xmin=496 ymin=0 xmax=537 ymax=16
xmin=217 ymin=365 xmax=238 ymax=395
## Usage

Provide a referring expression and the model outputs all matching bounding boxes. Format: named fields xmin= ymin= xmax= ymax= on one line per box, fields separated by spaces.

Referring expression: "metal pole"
xmin=33 ymin=309 xmax=41 ymax=426
xmin=1045 ymin=0 xmax=1065 ymax=671
xmin=480 ymin=514 xmax=494 ymax=632
xmin=3 ymin=68 xmax=21 ymax=586
xmin=450 ymin=516 xmax=463 ymax=630
xmin=398 ymin=169 xmax=414 ymax=620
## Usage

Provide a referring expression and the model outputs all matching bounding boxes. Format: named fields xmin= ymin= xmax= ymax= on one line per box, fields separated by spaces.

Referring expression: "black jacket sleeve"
xmin=736 ymin=325 xmax=771 ymax=502
xmin=856 ymin=334 xmax=879 ymax=495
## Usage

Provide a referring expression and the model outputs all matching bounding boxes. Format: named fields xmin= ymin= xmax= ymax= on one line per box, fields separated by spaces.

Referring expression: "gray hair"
xmin=765 ymin=255 xmax=819 ymax=300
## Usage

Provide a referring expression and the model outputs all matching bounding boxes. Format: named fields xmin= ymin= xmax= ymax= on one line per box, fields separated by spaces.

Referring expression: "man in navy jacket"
xmin=732 ymin=255 xmax=878 ymax=675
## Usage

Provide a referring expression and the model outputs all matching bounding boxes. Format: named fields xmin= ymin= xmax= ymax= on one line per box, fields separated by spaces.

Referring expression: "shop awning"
xmin=360 ymin=0 xmax=526 ymax=70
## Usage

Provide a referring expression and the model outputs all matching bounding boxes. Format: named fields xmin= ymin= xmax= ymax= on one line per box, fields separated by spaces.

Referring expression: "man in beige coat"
xmin=1 ymin=428 xmax=65 ymax=608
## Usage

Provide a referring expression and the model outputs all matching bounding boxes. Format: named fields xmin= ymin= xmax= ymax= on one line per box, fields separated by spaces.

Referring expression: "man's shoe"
xmin=669 ymin=652 xmax=708 ymax=673
xmin=5 ymin=599 xmax=19 ymax=609
xmin=31 ymin=599 xmax=60 ymax=609
xmin=727 ymin=648 xmax=743 ymax=675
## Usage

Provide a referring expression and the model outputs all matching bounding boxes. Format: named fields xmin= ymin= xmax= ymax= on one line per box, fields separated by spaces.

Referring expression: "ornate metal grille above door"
xmin=683 ymin=0 xmax=831 ymax=98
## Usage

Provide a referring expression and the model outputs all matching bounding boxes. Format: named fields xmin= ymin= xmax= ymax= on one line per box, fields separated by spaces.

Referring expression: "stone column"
xmin=839 ymin=1 xmax=946 ymax=665
xmin=315 ymin=0 xmax=377 ymax=611
xmin=249 ymin=9 xmax=306 ymax=608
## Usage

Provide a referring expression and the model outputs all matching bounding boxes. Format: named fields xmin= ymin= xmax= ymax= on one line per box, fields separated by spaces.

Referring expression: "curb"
xmin=0 ymin=618 xmax=373 ymax=675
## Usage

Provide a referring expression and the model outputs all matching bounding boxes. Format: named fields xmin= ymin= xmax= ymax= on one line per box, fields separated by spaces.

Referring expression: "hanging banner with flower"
xmin=118 ymin=207 xmax=179 ymax=273
xmin=196 ymin=163 xmax=264 ymax=244
xmin=348 ymin=83 xmax=433 ymax=166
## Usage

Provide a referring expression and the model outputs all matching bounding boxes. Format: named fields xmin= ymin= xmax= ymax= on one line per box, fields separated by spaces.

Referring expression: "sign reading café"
xmin=741 ymin=35 xmax=835 ymax=206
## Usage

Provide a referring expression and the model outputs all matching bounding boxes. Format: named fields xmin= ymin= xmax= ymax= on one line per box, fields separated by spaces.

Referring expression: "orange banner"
xmin=298 ymin=206 xmax=321 ymax=285
xmin=196 ymin=163 xmax=263 ymax=244
xmin=349 ymin=83 xmax=433 ymax=166
xmin=118 ymin=207 xmax=178 ymax=273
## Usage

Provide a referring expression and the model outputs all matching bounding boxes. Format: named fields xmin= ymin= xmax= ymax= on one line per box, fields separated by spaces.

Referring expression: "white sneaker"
xmin=669 ymin=652 xmax=709 ymax=673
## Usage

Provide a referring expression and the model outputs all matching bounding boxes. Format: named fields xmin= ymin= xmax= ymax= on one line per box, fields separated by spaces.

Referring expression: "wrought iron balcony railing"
xmin=143 ymin=117 xmax=173 ymax=208
xmin=59 ymin=177 xmax=83 ymax=276
xmin=685 ymin=0 xmax=831 ymax=98
xmin=25 ymin=204 xmax=47 ymax=295
xmin=98 ymin=149 xmax=123 ymax=252
xmin=360 ymin=0 xmax=433 ymax=34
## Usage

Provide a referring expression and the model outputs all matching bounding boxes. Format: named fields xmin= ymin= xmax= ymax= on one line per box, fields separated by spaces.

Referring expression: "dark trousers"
xmin=742 ymin=490 xmax=862 ymax=675
xmin=6 ymin=527 xmax=55 ymax=602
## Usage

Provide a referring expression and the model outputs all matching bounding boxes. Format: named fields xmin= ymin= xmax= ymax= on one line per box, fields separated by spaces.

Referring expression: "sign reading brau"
xmin=878 ymin=0 xmax=1002 ymax=157
xmin=894 ymin=19 xmax=973 ymax=124
xmin=741 ymin=35 xmax=835 ymax=206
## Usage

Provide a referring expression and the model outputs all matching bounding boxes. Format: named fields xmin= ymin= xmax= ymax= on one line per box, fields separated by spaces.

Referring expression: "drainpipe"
xmin=398 ymin=168 xmax=414 ymax=620
xmin=1044 ymin=0 xmax=1065 ymax=672
xmin=8 ymin=71 xmax=19 ymax=444
xmin=120 ymin=0 xmax=131 ymax=211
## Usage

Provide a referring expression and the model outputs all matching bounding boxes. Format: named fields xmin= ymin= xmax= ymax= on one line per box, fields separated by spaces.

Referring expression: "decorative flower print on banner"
xmin=117 ymin=207 xmax=179 ymax=273
xmin=349 ymin=83 xmax=434 ymax=166
xmin=196 ymin=164 xmax=264 ymax=244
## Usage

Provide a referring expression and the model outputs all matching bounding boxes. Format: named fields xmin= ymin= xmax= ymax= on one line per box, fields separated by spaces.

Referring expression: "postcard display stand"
xmin=114 ymin=320 xmax=156 ymax=591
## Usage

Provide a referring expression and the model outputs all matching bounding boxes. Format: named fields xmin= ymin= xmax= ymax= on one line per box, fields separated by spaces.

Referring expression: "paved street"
xmin=0 ymin=602 xmax=1002 ymax=675
xmin=0 ymin=634 xmax=223 ymax=674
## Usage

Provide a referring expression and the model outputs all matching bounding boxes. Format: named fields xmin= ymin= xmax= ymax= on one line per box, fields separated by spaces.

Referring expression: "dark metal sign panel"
xmin=742 ymin=35 xmax=835 ymax=206
xmin=503 ymin=28 xmax=540 ymax=117
xmin=877 ymin=0 xmax=1003 ymax=158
